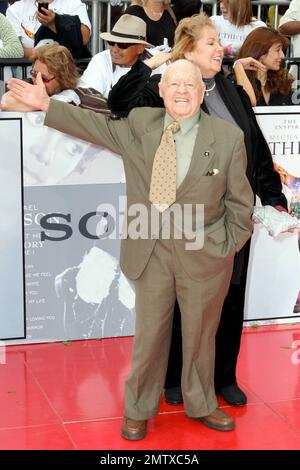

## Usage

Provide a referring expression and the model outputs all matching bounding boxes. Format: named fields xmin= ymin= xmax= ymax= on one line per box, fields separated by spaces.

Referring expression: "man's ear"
xmin=200 ymin=83 xmax=205 ymax=104
xmin=138 ymin=44 xmax=146 ymax=55
xmin=158 ymin=81 xmax=163 ymax=98
xmin=200 ymin=80 xmax=205 ymax=94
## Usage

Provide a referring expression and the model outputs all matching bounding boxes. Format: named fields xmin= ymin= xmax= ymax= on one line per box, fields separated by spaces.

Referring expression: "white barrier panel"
xmin=245 ymin=106 xmax=300 ymax=321
xmin=1 ymin=111 xmax=135 ymax=344
xmin=0 ymin=107 xmax=299 ymax=344
xmin=0 ymin=117 xmax=25 ymax=339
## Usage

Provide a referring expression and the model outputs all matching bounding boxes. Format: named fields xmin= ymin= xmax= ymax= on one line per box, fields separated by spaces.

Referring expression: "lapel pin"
xmin=204 ymin=151 xmax=210 ymax=157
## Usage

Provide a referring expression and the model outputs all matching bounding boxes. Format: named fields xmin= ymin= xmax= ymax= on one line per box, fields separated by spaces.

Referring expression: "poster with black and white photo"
xmin=245 ymin=107 xmax=300 ymax=321
xmin=20 ymin=112 xmax=134 ymax=342
xmin=24 ymin=183 xmax=135 ymax=342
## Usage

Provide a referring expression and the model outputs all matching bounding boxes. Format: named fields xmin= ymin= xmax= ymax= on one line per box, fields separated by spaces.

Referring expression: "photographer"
xmin=6 ymin=0 xmax=91 ymax=59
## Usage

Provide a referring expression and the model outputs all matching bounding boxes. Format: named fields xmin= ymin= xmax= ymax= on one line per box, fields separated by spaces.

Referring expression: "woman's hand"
xmin=144 ymin=51 xmax=171 ymax=70
xmin=235 ymin=57 xmax=267 ymax=73
xmin=233 ymin=58 xmax=264 ymax=107
xmin=7 ymin=73 xmax=50 ymax=112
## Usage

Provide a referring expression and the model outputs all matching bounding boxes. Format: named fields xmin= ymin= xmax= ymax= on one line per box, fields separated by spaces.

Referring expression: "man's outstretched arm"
xmin=7 ymin=73 xmax=133 ymax=156
xmin=7 ymin=73 xmax=51 ymax=111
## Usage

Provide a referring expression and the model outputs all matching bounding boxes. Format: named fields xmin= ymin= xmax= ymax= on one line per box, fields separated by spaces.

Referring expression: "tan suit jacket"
xmin=45 ymin=101 xmax=254 ymax=281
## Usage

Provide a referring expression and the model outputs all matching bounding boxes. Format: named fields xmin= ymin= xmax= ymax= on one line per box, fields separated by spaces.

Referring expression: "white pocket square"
xmin=206 ymin=168 xmax=220 ymax=176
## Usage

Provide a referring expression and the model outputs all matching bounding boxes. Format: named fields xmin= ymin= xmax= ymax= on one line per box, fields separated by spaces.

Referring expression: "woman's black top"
xmin=256 ymin=80 xmax=295 ymax=106
xmin=172 ymin=0 xmax=202 ymax=21
xmin=125 ymin=5 xmax=176 ymax=46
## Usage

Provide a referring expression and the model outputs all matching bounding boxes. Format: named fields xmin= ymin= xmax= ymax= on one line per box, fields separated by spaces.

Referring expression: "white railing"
xmin=252 ymin=0 xmax=291 ymax=28
xmin=201 ymin=0 xmax=218 ymax=16
xmin=83 ymin=0 xmax=130 ymax=55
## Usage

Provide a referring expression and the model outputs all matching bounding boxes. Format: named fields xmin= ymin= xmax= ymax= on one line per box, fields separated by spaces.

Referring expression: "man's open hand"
xmin=7 ymin=73 xmax=50 ymax=112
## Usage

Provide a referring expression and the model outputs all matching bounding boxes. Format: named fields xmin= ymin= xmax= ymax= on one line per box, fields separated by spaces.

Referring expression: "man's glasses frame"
xmin=106 ymin=41 xmax=137 ymax=50
xmin=30 ymin=68 xmax=56 ymax=83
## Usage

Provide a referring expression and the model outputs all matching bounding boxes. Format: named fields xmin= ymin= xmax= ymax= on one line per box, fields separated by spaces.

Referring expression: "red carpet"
xmin=1 ymin=324 xmax=300 ymax=450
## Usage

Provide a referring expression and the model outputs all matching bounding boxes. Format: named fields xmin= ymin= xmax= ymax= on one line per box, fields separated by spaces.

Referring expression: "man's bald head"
xmin=160 ymin=59 xmax=203 ymax=87
xmin=159 ymin=59 xmax=205 ymax=121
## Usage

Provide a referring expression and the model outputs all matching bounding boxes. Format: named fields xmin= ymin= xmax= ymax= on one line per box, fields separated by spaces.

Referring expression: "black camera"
xmin=37 ymin=2 xmax=49 ymax=13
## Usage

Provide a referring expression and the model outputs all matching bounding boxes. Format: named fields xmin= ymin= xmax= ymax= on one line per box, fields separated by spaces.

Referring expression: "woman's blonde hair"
xmin=172 ymin=13 xmax=216 ymax=61
xmin=221 ymin=0 xmax=253 ymax=27
xmin=31 ymin=44 xmax=80 ymax=90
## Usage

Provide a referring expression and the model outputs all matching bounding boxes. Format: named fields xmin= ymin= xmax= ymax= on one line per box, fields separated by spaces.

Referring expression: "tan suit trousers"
xmin=125 ymin=238 xmax=234 ymax=419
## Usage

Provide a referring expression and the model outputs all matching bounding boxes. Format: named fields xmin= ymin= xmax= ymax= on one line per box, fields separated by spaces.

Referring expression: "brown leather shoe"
xmin=121 ymin=417 xmax=147 ymax=440
xmin=197 ymin=408 xmax=235 ymax=431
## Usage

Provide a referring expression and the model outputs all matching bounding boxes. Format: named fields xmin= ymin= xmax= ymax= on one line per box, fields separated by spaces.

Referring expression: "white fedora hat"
xmin=100 ymin=14 xmax=153 ymax=47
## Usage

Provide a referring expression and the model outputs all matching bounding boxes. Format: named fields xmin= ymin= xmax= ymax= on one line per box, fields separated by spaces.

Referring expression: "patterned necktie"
xmin=149 ymin=121 xmax=180 ymax=212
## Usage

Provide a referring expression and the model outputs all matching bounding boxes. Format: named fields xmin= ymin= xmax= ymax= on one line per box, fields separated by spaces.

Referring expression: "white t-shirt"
xmin=6 ymin=0 xmax=91 ymax=49
xmin=79 ymin=50 xmax=133 ymax=99
xmin=79 ymin=47 xmax=167 ymax=99
xmin=280 ymin=0 xmax=300 ymax=57
xmin=211 ymin=15 xmax=266 ymax=54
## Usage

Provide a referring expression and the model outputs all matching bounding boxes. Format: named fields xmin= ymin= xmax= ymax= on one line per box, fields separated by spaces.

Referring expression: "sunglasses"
xmin=30 ymin=68 xmax=56 ymax=83
xmin=106 ymin=41 xmax=137 ymax=50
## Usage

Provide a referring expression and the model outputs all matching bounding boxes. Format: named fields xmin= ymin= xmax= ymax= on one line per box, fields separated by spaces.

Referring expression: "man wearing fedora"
xmin=78 ymin=14 xmax=159 ymax=99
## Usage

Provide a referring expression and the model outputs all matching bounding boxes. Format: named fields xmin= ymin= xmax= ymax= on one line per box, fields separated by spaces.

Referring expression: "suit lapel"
xmin=141 ymin=112 xmax=165 ymax=177
xmin=176 ymin=111 xmax=216 ymax=199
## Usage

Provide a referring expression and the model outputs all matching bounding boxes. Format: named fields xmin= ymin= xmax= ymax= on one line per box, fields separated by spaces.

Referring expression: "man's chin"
xmin=170 ymin=109 xmax=196 ymax=120
xmin=112 ymin=58 xmax=126 ymax=66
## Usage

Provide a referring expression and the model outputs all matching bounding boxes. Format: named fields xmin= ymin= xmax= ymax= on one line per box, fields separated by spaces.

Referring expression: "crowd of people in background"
xmin=1 ymin=0 xmax=300 ymax=438
xmin=0 ymin=1 xmax=297 ymax=106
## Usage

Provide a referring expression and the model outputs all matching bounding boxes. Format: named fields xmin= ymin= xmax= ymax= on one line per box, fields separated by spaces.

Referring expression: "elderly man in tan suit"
xmin=8 ymin=60 xmax=253 ymax=440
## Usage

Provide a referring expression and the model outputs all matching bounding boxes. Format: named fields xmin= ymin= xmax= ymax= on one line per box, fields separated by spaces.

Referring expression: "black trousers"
xmin=164 ymin=240 xmax=251 ymax=390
